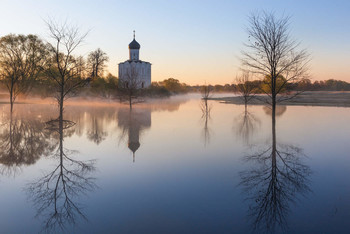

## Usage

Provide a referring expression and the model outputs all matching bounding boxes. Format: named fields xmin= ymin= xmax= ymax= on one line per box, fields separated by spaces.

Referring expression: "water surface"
xmin=0 ymin=95 xmax=349 ymax=233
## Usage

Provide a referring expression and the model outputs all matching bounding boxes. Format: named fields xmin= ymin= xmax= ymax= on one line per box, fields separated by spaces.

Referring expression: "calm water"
xmin=0 ymin=94 xmax=349 ymax=233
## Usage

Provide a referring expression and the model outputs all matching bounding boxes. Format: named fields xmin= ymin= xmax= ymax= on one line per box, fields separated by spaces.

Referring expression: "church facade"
xmin=118 ymin=32 xmax=151 ymax=88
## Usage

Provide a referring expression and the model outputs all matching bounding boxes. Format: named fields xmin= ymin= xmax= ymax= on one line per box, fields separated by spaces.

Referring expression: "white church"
xmin=118 ymin=32 xmax=151 ymax=88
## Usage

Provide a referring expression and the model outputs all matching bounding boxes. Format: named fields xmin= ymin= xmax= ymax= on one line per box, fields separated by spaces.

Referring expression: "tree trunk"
xmin=10 ymin=95 xmax=13 ymax=113
xmin=59 ymin=98 xmax=64 ymax=122
xmin=129 ymin=92 xmax=132 ymax=109
xmin=59 ymin=81 xmax=64 ymax=123
xmin=271 ymin=98 xmax=277 ymax=200
xmin=10 ymin=85 xmax=13 ymax=113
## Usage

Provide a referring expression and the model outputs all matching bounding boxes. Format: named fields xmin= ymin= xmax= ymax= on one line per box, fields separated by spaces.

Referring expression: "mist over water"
xmin=0 ymin=94 xmax=349 ymax=233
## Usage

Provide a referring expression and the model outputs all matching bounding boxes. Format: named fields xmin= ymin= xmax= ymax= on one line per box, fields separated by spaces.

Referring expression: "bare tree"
xmin=87 ymin=48 xmax=109 ymax=79
xmin=0 ymin=34 xmax=48 ymax=112
xmin=241 ymin=12 xmax=309 ymax=115
xmin=201 ymin=84 xmax=212 ymax=100
xmin=200 ymin=84 xmax=213 ymax=146
xmin=200 ymin=83 xmax=212 ymax=111
xmin=118 ymin=65 xmax=144 ymax=109
xmin=235 ymin=72 xmax=256 ymax=110
xmin=45 ymin=20 xmax=89 ymax=122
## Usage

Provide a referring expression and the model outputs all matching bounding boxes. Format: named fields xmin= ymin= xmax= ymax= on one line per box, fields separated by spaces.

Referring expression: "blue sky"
xmin=0 ymin=0 xmax=349 ymax=84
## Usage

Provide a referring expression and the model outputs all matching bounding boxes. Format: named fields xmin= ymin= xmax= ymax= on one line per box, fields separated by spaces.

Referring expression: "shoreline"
xmin=209 ymin=91 xmax=350 ymax=107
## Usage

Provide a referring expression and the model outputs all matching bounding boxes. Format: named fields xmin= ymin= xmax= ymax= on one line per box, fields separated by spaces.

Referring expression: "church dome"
xmin=129 ymin=39 xmax=140 ymax=50
xmin=128 ymin=141 xmax=140 ymax=153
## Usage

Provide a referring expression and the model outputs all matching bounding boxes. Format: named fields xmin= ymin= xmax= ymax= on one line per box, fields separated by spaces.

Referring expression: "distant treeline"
xmin=200 ymin=79 xmax=350 ymax=93
xmin=11 ymin=77 xmax=350 ymax=99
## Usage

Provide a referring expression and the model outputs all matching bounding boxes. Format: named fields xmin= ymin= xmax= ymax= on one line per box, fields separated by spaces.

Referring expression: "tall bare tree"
xmin=200 ymin=83 xmax=212 ymax=109
xmin=0 ymin=34 xmax=48 ymax=112
xmin=241 ymin=12 xmax=309 ymax=115
xmin=45 ymin=20 xmax=89 ymax=122
xmin=87 ymin=48 xmax=109 ymax=79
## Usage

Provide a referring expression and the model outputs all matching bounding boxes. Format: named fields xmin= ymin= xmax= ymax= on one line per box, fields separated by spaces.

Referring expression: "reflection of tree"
xmin=0 ymin=113 xmax=55 ymax=176
xmin=63 ymin=105 xmax=118 ymax=141
xmin=240 ymin=111 xmax=311 ymax=233
xmin=87 ymin=116 xmax=107 ymax=144
xmin=235 ymin=107 xmax=260 ymax=145
xmin=200 ymin=98 xmax=212 ymax=146
xmin=27 ymin=114 xmax=96 ymax=233
xmin=118 ymin=108 xmax=151 ymax=162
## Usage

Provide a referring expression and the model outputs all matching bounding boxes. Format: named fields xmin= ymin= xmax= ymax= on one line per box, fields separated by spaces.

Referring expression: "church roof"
xmin=129 ymin=39 xmax=140 ymax=50
xmin=118 ymin=60 xmax=151 ymax=65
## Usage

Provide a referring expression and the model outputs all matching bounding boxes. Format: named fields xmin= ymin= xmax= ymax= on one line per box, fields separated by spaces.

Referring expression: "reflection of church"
xmin=117 ymin=108 xmax=151 ymax=162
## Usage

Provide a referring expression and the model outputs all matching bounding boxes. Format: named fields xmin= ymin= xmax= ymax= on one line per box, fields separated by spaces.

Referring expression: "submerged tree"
xmin=87 ymin=48 xmax=109 ymax=79
xmin=118 ymin=65 xmax=144 ymax=109
xmin=45 ymin=20 xmax=89 ymax=121
xmin=235 ymin=72 xmax=256 ymax=110
xmin=0 ymin=34 xmax=48 ymax=112
xmin=241 ymin=12 xmax=309 ymax=114
xmin=200 ymin=83 xmax=212 ymax=109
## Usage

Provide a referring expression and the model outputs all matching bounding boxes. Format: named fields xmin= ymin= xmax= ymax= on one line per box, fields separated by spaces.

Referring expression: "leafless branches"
xmin=118 ymin=65 xmax=144 ymax=109
xmin=235 ymin=72 xmax=256 ymax=108
xmin=45 ymin=19 xmax=89 ymax=117
xmin=241 ymin=12 xmax=310 ymax=108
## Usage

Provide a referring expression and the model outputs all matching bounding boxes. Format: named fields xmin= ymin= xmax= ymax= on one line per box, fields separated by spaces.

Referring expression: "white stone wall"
xmin=118 ymin=61 xmax=151 ymax=88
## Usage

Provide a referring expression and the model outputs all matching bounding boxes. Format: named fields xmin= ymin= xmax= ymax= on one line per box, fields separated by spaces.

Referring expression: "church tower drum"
xmin=129 ymin=30 xmax=140 ymax=61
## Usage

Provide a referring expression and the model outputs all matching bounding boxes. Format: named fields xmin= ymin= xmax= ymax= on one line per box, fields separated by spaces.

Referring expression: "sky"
xmin=0 ymin=0 xmax=349 ymax=85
